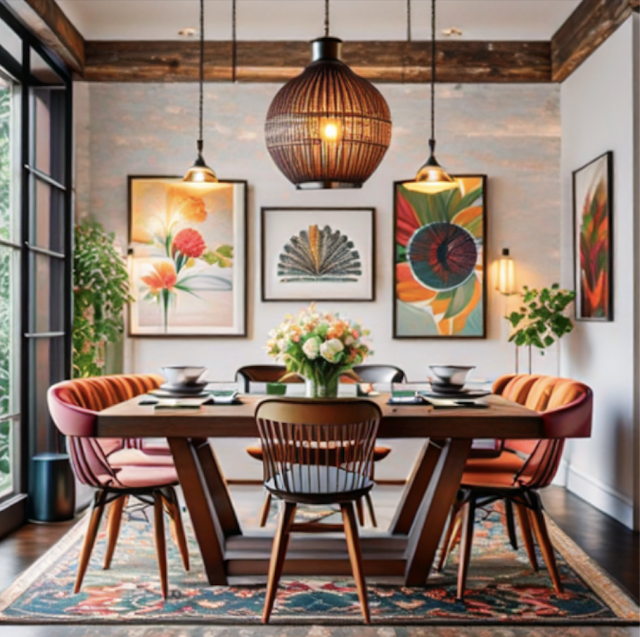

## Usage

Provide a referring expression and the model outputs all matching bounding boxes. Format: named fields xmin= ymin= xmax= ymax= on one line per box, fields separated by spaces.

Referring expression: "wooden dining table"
xmin=96 ymin=393 xmax=544 ymax=586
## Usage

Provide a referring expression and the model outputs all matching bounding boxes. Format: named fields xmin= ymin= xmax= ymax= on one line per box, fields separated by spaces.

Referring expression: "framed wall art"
xmin=573 ymin=151 xmax=613 ymax=321
xmin=128 ymin=176 xmax=247 ymax=336
xmin=261 ymin=207 xmax=375 ymax=302
xmin=393 ymin=176 xmax=487 ymax=338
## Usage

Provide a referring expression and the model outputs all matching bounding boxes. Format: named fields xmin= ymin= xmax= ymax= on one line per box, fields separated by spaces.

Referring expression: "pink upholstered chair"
xmin=438 ymin=374 xmax=593 ymax=600
xmin=47 ymin=374 xmax=189 ymax=599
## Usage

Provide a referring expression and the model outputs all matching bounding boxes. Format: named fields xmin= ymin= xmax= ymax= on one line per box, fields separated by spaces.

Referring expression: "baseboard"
xmin=566 ymin=464 xmax=634 ymax=529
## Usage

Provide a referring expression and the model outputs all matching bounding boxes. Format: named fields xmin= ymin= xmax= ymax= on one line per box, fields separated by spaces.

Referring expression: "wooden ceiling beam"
xmin=551 ymin=0 xmax=639 ymax=83
xmin=2 ymin=0 xmax=85 ymax=71
xmin=81 ymin=40 xmax=551 ymax=84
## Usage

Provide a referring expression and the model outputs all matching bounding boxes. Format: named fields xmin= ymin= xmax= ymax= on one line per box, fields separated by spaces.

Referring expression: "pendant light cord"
xmin=198 ymin=0 xmax=204 ymax=153
xmin=407 ymin=0 xmax=411 ymax=42
xmin=429 ymin=0 xmax=436 ymax=154
xmin=231 ymin=0 xmax=237 ymax=82
xmin=324 ymin=0 xmax=330 ymax=37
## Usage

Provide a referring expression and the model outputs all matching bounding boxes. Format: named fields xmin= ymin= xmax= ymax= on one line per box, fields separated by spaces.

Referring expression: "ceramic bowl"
xmin=429 ymin=365 xmax=475 ymax=388
xmin=161 ymin=366 xmax=207 ymax=386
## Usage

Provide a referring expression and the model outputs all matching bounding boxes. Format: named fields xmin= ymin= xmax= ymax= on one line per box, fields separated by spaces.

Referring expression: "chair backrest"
xmin=47 ymin=374 xmax=164 ymax=487
xmin=235 ymin=365 xmax=300 ymax=392
xmin=492 ymin=374 xmax=592 ymax=489
xmin=353 ymin=364 xmax=406 ymax=384
xmin=255 ymin=398 xmax=382 ymax=496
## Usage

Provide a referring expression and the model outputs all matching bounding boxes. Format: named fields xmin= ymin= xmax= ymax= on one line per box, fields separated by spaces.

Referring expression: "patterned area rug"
xmin=0 ymin=502 xmax=638 ymax=626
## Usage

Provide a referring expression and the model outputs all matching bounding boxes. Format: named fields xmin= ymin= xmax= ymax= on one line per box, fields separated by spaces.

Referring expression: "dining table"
xmin=96 ymin=392 xmax=544 ymax=586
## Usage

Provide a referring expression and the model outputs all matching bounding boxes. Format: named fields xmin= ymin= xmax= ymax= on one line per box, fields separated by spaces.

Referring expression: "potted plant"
xmin=507 ymin=284 xmax=575 ymax=374
xmin=266 ymin=304 xmax=372 ymax=397
xmin=73 ymin=218 xmax=132 ymax=378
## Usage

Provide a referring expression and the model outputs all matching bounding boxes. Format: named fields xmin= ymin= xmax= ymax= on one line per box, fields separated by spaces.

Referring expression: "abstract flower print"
xmin=395 ymin=177 xmax=485 ymax=337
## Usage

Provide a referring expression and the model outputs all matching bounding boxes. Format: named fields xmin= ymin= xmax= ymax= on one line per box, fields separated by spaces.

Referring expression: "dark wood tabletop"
xmin=97 ymin=393 xmax=544 ymax=440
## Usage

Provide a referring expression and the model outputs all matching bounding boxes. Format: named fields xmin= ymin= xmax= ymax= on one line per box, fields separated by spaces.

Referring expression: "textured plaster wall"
xmin=74 ymin=81 xmax=561 ymax=479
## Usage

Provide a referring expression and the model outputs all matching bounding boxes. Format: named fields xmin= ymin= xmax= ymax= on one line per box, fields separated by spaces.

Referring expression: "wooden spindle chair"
xmin=255 ymin=398 xmax=382 ymax=624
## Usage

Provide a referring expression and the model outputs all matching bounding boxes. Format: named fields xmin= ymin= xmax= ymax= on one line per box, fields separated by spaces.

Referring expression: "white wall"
xmin=74 ymin=81 xmax=562 ymax=480
xmin=560 ymin=16 xmax=639 ymax=530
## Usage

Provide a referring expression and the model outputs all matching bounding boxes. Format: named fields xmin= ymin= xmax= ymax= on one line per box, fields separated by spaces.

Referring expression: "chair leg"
xmin=263 ymin=501 xmax=297 ymax=624
xmin=514 ymin=501 xmax=538 ymax=571
xmin=504 ymin=499 xmax=518 ymax=551
xmin=74 ymin=489 xmax=108 ymax=593
xmin=259 ymin=491 xmax=272 ymax=528
xmin=103 ymin=495 xmax=126 ymax=570
xmin=528 ymin=496 xmax=563 ymax=593
xmin=364 ymin=493 xmax=377 ymax=528
xmin=163 ymin=487 xmax=190 ymax=572
xmin=436 ymin=498 xmax=463 ymax=572
xmin=153 ymin=492 xmax=168 ymax=599
xmin=456 ymin=498 xmax=476 ymax=601
xmin=355 ymin=498 xmax=366 ymax=526
xmin=341 ymin=502 xmax=371 ymax=624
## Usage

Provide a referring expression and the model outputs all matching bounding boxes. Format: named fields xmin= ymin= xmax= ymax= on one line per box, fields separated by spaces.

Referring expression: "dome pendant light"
xmin=184 ymin=0 xmax=218 ymax=183
xmin=265 ymin=0 xmax=392 ymax=189
xmin=404 ymin=0 xmax=458 ymax=194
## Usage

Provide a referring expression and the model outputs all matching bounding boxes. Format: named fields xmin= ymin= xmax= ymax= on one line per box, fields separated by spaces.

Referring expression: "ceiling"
xmin=56 ymin=0 xmax=581 ymax=42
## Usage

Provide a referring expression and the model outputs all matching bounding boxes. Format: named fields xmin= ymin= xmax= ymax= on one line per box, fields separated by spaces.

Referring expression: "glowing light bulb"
xmin=324 ymin=123 xmax=339 ymax=140
xmin=320 ymin=118 xmax=342 ymax=143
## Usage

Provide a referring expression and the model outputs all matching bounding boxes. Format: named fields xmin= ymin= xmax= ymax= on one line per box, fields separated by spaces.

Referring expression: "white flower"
xmin=302 ymin=337 xmax=321 ymax=360
xmin=344 ymin=335 xmax=355 ymax=346
xmin=320 ymin=338 xmax=344 ymax=363
xmin=277 ymin=338 xmax=288 ymax=352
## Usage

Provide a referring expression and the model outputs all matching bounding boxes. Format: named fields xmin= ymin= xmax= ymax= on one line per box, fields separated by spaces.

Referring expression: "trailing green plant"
xmin=73 ymin=218 xmax=133 ymax=378
xmin=507 ymin=284 xmax=575 ymax=353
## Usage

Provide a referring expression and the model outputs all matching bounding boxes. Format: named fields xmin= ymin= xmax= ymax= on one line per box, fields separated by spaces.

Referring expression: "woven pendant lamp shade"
xmin=265 ymin=38 xmax=392 ymax=189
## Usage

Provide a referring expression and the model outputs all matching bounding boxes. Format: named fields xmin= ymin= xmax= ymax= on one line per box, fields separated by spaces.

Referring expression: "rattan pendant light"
xmin=404 ymin=0 xmax=458 ymax=194
xmin=184 ymin=0 xmax=218 ymax=183
xmin=265 ymin=0 xmax=392 ymax=189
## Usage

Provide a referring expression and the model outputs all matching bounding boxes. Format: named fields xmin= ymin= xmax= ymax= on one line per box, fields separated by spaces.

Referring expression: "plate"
xmin=422 ymin=388 xmax=491 ymax=398
xmin=153 ymin=387 xmax=209 ymax=398
xmin=160 ymin=382 xmax=208 ymax=395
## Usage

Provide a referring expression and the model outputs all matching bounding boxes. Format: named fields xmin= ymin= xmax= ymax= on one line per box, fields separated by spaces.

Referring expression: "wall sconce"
xmin=497 ymin=248 xmax=516 ymax=296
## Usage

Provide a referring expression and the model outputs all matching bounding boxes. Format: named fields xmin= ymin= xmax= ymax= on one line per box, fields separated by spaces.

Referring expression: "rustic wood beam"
xmin=2 ymin=0 xmax=85 ymax=71
xmin=551 ymin=0 xmax=640 ymax=82
xmin=82 ymin=40 xmax=551 ymax=84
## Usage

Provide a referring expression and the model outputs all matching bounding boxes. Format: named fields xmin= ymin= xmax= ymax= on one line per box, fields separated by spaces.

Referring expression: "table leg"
xmin=390 ymin=439 xmax=443 ymax=535
xmin=193 ymin=438 xmax=241 ymax=537
xmin=168 ymin=437 xmax=227 ymax=585
xmin=403 ymin=438 xmax=471 ymax=586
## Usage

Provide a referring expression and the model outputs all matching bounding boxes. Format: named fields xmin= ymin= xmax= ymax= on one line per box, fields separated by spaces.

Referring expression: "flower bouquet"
xmin=266 ymin=304 xmax=372 ymax=398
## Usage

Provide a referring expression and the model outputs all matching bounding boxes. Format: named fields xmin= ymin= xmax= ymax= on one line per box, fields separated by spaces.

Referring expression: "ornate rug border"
xmin=0 ymin=511 xmax=637 ymax=625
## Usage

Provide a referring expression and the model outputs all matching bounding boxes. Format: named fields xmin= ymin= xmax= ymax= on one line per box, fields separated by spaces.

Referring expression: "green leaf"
xmin=444 ymin=276 xmax=476 ymax=320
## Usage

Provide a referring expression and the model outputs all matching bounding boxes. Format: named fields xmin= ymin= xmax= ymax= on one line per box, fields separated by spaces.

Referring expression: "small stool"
xmin=28 ymin=453 xmax=75 ymax=522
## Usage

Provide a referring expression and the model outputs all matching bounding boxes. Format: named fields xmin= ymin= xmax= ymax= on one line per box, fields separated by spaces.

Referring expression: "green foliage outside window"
xmin=73 ymin=218 xmax=132 ymax=378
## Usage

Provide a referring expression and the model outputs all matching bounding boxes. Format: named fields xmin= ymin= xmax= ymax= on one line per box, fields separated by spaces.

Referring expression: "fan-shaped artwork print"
xmin=278 ymin=225 xmax=362 ymax=283
xmin=394 ymin=176 xmax=486 ymax=338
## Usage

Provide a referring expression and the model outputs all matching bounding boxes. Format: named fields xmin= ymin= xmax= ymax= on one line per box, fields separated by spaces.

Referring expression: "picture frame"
xmin=128 ymin=176 xmax=247 ymax=337
xmin=261 ymin=207 xmax=376 ymax=302
xmin=573 ymin=151 xmax=614 ymax=321
xmin=393 ymin=176 xmax=487 ymax=339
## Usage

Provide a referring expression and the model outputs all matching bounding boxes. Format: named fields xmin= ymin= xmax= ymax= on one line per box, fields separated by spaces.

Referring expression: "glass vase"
xmin=304 ymin=374 xmax=339 ymax=398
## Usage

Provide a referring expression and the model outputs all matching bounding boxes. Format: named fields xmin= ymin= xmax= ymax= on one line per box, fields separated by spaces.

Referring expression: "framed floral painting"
xmin=393 ymin=176 xmax=486 ymax=338
xmin=128 ymin=177 xmax=247 ymax=336
xmin=261 ymin=207 xmax=375 ymax=302
xmin=573 ymin=152 xmax=613 ymax=321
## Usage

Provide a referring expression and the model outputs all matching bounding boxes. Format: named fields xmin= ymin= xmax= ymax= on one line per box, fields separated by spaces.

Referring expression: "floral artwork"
xmin=393 ymin=176 xmax=486 ymax=338
xmin=573 ymin=152 xmax=613 ymax=321
xmin=262 ymin=208 xmax=375 ymax=301
xmin=128 ymin=177 xmax=247 ymax=336
xmin=266 ymin=303 xmax=372 ymax=397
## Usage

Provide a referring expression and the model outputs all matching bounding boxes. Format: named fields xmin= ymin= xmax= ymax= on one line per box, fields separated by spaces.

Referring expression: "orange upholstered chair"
xmin=438 ymin=374 xmax=592 ymax=600
xmin=47 ymin=374 xmax=189 ymax=598
xmin=238 ymin=364 xmax=405 ymax=528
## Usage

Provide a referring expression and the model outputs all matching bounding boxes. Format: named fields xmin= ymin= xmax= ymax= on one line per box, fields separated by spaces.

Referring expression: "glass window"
xmin=0 ymin=246 xmax=19 ymax=419
xmin=31 ymin=177 xmax=64 ymax=252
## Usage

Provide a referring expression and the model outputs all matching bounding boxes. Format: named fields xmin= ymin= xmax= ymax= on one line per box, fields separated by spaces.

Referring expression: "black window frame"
xmin=0 ymin=4 xmax=73 ymax=538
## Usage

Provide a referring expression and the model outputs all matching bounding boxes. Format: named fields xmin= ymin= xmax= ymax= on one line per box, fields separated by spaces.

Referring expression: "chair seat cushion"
xmin=247 ymin=445 xmax=391 ymax=462
xmin=140 ymin=440 xmax=172 ymax=455
xmin=99 ymin=465 xmax=179 ymax=489
xmin=461 ymin=451 xmax=524 ymax=488
xmin=266 ymin=465 xmax=374 ymax=505
xmin=108 ymin=448 xmax=174 ymax=468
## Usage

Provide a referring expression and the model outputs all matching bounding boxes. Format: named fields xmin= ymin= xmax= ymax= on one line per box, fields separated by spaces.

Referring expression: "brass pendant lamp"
xmin=265 ymin=0 xmax=392 ymax=189
xmin=184 ymin=0 xmax=218 ymax=183
xmin=404 ymin=0 xmax=458 ymax=194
